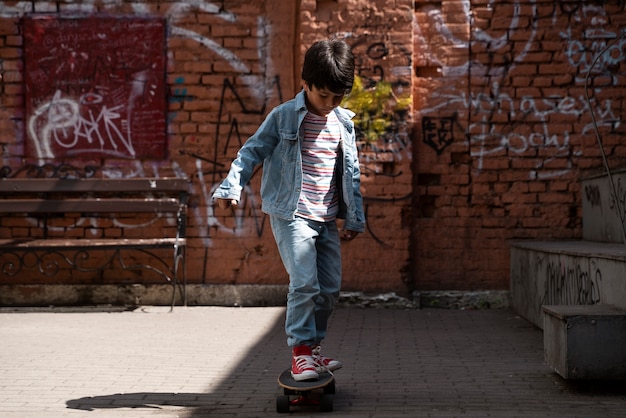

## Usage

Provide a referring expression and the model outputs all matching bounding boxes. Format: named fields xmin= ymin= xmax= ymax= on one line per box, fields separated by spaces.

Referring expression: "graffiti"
xmin=423 ymin=82 xmax=619 ymax=179
xmin=415 ymin=0 xmax=538 ymax=78
xmin=23 ymin=15 xmax=168 ymax=159
xmin=357 ymin=121 xmax=411 ymax=164
xmin=356 ymin=41 xmax=388 ymax=82
xmin=28 ymin=90 xmax=136 ymax=159
xmin=194 ymin=76 xmax=283 ymax=242
xmin=168 ymin=76 xmax=195 ymax=122
xmin=609 ymin=177 xmax=626 ymax=221
xmin=0 ymin=0 xmax=417 ymax=292
xmin=342 ymin=36 xmax=413 ymax=166
xmin=542 ymin=258 xmax=602 ymax=306
xmin=169 ymin=77 xmax=195 ymax=105
xmin=215 ymin=77 xmax=278 ymax=148
xmin=422 ymin=115 xmax=458 ymax=155
xmin=564 ymin=28 xmax=626 ymax=86
xmin=171 ymin=26 xmax=251 ymax=75
xmin=416 ymin=1 xmax=624 ymax=180
xmin=559 ymin=3 xmax=626 ymax=85
xmin=584 ymin=184 xmax=601 ymax=208
xmin=581 ymin=173 xmax=626 ymax=243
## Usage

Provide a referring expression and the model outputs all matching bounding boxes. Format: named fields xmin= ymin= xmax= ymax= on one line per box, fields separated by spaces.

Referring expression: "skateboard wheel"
xmin=323 ymin=380 xmax=336 ymax=394
xmin=320 ymin=394 xmax=333 ymax=412
xmin=276 ymin=395 xmax=290 ymax=413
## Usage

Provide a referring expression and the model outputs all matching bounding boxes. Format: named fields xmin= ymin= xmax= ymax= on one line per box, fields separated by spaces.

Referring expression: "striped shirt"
xmin=296 ymin=111 xmax=341 ymax=222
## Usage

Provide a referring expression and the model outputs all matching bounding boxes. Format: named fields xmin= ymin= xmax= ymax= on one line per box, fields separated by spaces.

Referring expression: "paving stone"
xmin=0 ymin=306 xmax=625 ymax=417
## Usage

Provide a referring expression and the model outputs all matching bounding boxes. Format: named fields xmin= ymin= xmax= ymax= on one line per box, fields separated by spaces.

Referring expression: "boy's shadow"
xmin=65 ymin=311 xmax=287 ymax=416
xmin=66 ymin=392 xmax=214 ymax=411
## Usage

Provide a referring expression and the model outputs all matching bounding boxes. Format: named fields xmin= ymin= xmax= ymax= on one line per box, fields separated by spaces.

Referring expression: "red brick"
xmin=0 ymin=0 xmax=621 ymax=298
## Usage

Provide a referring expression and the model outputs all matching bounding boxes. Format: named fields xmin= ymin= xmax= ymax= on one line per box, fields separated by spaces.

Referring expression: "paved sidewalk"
xmin=1 ymin=306 xmax=625 ymax=417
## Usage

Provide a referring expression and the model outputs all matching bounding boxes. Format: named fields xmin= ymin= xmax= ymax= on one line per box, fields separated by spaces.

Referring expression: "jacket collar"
xmin=295 ymin=89 xmax=355 ymax=126
xmin=295 ymin=89 xmax=308 ymax=113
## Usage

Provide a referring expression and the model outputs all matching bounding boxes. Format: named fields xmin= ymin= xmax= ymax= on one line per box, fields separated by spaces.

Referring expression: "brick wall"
xmin=0 ymin=1 xmax=624 ymax=299
xmin=299 ymin=0 xmax=415 ymax=293
xmin=413 ymin=0 xmax=626 ymax=290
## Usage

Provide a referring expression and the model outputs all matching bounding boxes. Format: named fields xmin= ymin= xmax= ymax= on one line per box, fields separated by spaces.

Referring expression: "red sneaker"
xmin=312 ymin=345 xmax=342 ymax=372
xmin=291 ymin=345 xmax=319 ymax=381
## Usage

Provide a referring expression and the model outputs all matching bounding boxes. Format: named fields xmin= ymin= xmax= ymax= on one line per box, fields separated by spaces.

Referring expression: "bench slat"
xmin=0 ymin=198 xmax=182 ymax=213
xmin=0 ymin=178 xmax=188 ymax=193
xmin=0 ymin=238 xmax=186 ymax=250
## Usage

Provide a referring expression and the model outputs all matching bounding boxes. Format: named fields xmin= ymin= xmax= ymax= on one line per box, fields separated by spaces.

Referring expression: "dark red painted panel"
xmin=23 ymin=15 xmax=167 ymax=159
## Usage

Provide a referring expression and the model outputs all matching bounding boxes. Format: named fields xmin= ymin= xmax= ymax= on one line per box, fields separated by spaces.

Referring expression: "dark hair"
xmin=301 ymin=39 xmax=355 ymax=94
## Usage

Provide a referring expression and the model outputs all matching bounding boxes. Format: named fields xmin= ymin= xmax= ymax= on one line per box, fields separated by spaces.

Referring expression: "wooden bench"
xmin=0 ymin=177 xmax=188 ymax=310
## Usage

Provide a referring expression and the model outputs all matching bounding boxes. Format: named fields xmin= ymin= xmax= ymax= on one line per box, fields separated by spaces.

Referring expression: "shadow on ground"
xmin=64 ymin=306 xmax=291 ymax=416
xmin=62 ymin=307 xmax=626 ymax=417
xmin=66 ymin=393 xmax=215 ymax=411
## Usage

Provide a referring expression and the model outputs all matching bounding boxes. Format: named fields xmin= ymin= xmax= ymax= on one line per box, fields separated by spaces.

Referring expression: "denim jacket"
xmin=212 ymin=90 xmax=366 ymax=233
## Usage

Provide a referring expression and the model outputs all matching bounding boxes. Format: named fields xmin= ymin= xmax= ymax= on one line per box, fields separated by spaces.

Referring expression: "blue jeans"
xmin=270 ymin=215 xmax=342 ymax=348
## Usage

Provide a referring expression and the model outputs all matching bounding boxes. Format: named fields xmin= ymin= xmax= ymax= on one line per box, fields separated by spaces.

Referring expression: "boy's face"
xmin=303 ymin=83 xmax=346 ymax=117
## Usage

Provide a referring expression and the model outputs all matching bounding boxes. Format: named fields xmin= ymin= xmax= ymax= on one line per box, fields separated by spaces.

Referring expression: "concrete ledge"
xmin=543 ymin=304 xmax=626 ymax=380
xmin=188 ymin=284 xmax=288 ymax=306
xmin=0 ymin=284 xmax=165 ymax=307
xmin=417 ymin=290 xmax=510 ymax=310
xmin=0 ymin=284 xmax=289 ymax=308
xmin=512 ymin=240 xmax=626 ymax=261
xmin=510 ymin=240 xmax=626 ymax=328
xmin=0 ymin=284 xmax=510 ymax=310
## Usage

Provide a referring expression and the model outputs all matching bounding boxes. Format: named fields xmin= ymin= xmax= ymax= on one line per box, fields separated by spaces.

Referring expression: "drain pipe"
xmin=584 ymin=30 xmax=626 ymax=245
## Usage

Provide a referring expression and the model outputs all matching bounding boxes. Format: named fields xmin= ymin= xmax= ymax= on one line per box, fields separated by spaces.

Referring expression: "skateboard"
xmin=276 ymin=368 xmax=336 ymax=413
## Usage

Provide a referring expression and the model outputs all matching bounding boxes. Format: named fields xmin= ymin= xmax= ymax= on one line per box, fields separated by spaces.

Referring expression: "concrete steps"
xmin=510 ymin=239 xmax=626 ymax=327
xmin=543 ymin=304 xmax=626 ymax=380
xmin=510 ymin=169 xmax=626 ymax=380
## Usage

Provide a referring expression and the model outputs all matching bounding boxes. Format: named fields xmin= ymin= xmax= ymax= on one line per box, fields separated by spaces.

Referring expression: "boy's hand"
xmin=215 ymin=198 xmax=238 ymax=210
xmin=341 ymin=230 xmax=359 ymax=241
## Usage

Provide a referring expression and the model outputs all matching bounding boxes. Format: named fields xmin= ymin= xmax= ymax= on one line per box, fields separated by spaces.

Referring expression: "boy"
xmin=213 ymin=39 xmax=365 ymax=381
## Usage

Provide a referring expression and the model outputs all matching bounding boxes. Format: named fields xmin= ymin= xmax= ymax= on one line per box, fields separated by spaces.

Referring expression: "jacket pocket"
xmin=262 ymin=131 xmax=299 ymax=207
xmin=278 ymin=131 xmax=299 ymax=163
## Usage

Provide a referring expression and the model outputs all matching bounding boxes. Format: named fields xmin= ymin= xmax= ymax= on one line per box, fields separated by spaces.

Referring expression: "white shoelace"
xmin=310 ymin=347 xmax=334 ymax=375
xmin=293 ymin=355 xmax=317 ymax=372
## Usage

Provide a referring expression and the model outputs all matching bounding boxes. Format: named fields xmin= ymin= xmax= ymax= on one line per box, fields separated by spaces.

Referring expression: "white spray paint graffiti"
xmin=170 ymin=26 xmax=250 ymax=74
xmin=414 ymin=0 xmax=537 ymax=78
xmin=163 ymin=1 xmax=269 ymax=241
xmin=559 ymin=3 xmax=626 ymax=85
xmin=0 ymin=0 xmax=269 ymax=241
xmin=15 ymin=0 xmax=263 ymax=161
xmin=562 ymin=30 xmax=626 ymax=86
xmin=3 ymin=0 xmax=624 ymax=239
xmin=28 ymin=90 xmax=136 ymax=158
xmin=466 ymin=87 xmax=619 ymax=179
xmin=416 ymin=0 xmax=624 ymax=180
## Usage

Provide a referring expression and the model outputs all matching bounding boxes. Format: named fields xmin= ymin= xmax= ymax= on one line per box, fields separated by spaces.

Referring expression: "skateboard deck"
xmin=276 ymin=368 xmax=336 ymax=413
